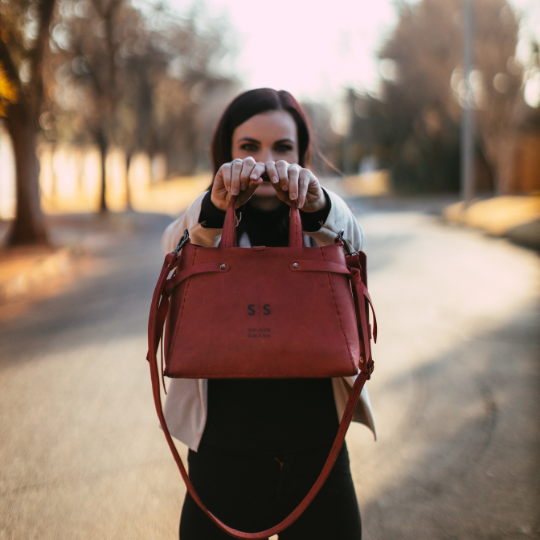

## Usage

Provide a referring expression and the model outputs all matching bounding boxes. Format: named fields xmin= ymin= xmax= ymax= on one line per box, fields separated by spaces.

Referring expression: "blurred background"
xmin=0 ymin=0 xmax=539 ymax=539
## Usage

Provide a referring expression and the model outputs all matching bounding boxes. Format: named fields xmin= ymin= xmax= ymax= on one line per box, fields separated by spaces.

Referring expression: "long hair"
xmin=210 ymin=88 xmax=312 ymax=177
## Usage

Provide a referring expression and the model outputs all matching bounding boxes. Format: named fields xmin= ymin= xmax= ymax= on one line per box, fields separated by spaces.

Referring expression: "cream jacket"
xmin=160 ymin=190 xmax=376 ymax=451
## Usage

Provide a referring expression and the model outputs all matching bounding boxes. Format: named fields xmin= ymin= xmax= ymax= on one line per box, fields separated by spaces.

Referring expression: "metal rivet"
xmin=292 ymin=262 xmax=299 ymax=269
xmin=220 ymin=263 xmax=227 ymax=270
xmin=359 ymin=356 xmax=364 ymax=363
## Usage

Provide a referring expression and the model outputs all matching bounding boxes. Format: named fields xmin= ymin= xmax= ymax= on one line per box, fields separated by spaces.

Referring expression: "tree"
xmin=347 ymin=0 xmax=523 ymax=193
xmin=51 ymin=0 xmax=237 ymax=199
xmin=51 ymin=0 xmax=129 ymax=212
xmin=140 ymin=4 xmax=238 ymax=176
xmin=0 ymin=0 xmax=56 ymax=245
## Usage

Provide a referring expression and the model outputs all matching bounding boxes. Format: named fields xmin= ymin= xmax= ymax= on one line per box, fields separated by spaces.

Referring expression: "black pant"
xmin=179 ymin=442 xmax=362 ymax=539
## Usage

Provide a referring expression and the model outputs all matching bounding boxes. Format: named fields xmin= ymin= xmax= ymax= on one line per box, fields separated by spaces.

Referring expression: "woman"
xmin=161 ymin=88 xmax=376 ymax=539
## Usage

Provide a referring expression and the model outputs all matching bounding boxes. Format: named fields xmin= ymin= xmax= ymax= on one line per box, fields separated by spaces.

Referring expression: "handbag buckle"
xmin=359 ymin=355 xmax=375 ymax=378
xmin=336 ymin=229 xmax=358 ymax=257
xmin=173 ymin=229 xmax=190 ymax=256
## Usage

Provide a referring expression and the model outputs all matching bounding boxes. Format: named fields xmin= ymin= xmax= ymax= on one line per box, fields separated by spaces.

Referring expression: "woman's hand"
xmin=264 ymin=161 xmax=326 ymax=212
xmin=211 ymin=157 xmax=326 ymax=212
xmin=211 ymin=157 xmax=266 ymax=211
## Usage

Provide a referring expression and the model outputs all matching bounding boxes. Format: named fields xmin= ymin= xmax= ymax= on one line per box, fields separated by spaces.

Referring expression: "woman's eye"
xmin=275 ymin=144 xmax=293 ymax=153
xmin=240 ymin=144 xmax=258 ymax=152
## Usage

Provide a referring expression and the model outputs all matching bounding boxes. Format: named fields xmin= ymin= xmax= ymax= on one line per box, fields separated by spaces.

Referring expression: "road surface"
xmin=0 ymin=201 xmax=539 ymax=539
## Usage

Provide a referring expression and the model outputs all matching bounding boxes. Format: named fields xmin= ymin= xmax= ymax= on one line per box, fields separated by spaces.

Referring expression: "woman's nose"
xmin=259 ymin=147 xmax=276 ymax=163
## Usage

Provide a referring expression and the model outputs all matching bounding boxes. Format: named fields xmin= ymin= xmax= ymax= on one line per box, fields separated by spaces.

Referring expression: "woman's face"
xmin=231 ymin=110 xmax=299 ymax=198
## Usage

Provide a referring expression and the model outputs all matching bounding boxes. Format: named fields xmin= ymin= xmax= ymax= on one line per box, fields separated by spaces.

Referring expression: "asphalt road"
xmin=0 ymin=201 xmax=539 ymax=540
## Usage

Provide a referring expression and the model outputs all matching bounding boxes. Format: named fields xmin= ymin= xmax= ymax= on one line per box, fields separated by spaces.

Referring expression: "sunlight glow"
xmin=161 ymin=0 xmax=540 ymax=108
xmin=166 ymin=0 xmax=397 ymax=101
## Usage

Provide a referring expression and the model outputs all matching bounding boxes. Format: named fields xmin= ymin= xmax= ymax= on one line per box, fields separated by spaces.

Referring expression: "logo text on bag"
xmin=247 ymin=298 xmax=271 ymax=322
xmin=247 ymin=299 xmax=271 ymax=336
xmin=248 ymin=327 xmax=271 ymax=338
xmin=247 ymin=304 xmax=271 ymax=316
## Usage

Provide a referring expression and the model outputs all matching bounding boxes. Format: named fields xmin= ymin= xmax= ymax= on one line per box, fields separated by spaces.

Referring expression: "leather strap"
xmin=168 ymin=261 xmax=230 ymax=291
xmin=221 ymin=196 xmax=238 ymax=248
xmin=288 ymin=201 xmax=303 ymax=248
xmin=289 ymin=260 xmax=350 ymax=275
xmin=221 ymin=196 xmax=304 ymax=248
xmin=147 ymin=248 xmax=375 ymax=539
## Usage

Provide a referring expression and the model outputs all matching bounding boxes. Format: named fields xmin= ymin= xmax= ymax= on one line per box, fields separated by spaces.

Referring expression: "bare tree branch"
xmin=28 ymin=0 xmax=56 ymax=121
xmin=0 ymin=21 xmax=25 ymax=107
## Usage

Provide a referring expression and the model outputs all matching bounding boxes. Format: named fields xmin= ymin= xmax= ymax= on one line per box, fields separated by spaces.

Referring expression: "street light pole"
xmin=461 ymin=0 xmax=475 ymax=205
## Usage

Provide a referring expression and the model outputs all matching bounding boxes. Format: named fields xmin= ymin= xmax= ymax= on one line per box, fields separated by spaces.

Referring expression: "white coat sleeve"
xmin=161 ymin=191 xmax=223 ymax=255
xmin=305 ymin=189 xmax=365 ymax=252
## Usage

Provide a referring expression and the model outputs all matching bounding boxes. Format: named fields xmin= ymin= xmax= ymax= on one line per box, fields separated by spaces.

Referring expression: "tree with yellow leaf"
xmin=0 ymin=61 xmax=18 ymax=116
xmin=0 ymin=0 xmax=55 ymax=245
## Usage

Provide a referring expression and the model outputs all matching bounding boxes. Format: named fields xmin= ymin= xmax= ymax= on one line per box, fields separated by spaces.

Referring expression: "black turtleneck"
xmin=196 ymin=191 xmax=339 ymax=456
xmin=198 ymin=189 xmax=332 ymax=242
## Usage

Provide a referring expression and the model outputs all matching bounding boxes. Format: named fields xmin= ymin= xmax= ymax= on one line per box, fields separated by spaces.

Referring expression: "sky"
xmin=162 ymin=0 xmax=540 ymax=106
xmin=165 ymin=0 xmax=398 ymax=102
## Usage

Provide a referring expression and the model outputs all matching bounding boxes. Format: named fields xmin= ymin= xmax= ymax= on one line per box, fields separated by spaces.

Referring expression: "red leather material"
xmin=149 ymin=300 xmax=369 ymax=538
xmin=163 ymin=240 xmax=359 ymax=379
xmin=287 ymin=200 xmax=304 ymax=247
xmin=289 ymin=260 xmax=350 ymax=275
xmin=169 ymin=261 xmax=230 ymax=290
xmin=147 ymin=197 xmax=377 ymax=538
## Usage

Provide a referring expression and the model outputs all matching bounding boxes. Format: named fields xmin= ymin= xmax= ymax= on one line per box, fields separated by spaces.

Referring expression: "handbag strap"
xmin=221 ymin=195 xmax=304 ymax=248
xmin=147 ymin=249 xmax=374 ymax=540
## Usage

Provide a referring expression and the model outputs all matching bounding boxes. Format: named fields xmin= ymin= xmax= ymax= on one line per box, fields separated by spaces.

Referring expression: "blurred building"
xmin=506 ymin=107 xmax=540 ymax=194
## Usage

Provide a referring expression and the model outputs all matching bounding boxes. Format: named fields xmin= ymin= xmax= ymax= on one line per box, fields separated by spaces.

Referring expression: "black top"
xmin=197 ymin=191 xmax=340 ymax=456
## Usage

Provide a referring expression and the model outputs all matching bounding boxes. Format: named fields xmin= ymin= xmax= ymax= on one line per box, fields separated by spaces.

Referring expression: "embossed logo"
xmin=247 ymin=298 xmax=271 ymax=337
xmin=248 ymin=304 xmax=271 ymax=316
xmin=248 ymin=327 xmax=271 ymax=338
xmin=247 ymin=298 xmax=271 ymax=321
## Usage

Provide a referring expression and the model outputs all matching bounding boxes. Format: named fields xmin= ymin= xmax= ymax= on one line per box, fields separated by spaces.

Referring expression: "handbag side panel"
xmin=164 ymin=242 xmax=360 ymax=379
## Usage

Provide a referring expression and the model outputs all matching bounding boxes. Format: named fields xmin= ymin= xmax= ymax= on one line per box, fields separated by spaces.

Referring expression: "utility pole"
xmin=461 ymin=0 xmax=475 ymax=205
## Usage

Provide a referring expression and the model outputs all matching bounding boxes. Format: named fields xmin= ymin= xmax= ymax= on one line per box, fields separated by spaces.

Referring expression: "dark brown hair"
xmin=210 ymin=88 xmax=312 ymax=176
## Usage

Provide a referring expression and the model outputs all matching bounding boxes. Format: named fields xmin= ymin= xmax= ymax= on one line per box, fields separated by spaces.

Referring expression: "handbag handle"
xmin=221 ymin=195 xmax=304 ymax=248
xmin=147 ymin=249 xmax=375 ymax=539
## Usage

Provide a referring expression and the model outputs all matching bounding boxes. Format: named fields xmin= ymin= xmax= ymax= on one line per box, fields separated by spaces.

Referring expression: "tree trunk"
xmin=125 ymin=151 xmax=132 ymax=211
xmin=96 ymin=129 xmax=108 ymax=213
xmin=5 ymin=104 xmax=49 ymax=246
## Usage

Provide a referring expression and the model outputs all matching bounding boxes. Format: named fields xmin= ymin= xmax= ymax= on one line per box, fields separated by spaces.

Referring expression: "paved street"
xmin=1 ymin=200 xmax=539 ymax=540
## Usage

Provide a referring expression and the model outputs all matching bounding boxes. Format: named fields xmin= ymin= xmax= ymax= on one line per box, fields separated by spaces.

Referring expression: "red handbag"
xmin=147 ymin=196 xmax=377 ymax=539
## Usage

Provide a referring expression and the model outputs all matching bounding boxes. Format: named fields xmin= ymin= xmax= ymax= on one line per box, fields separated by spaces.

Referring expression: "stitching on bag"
xmin=322 ymin=248 xmax=356 ymax=372
xmin=223 ymin=212 xmax=230 ymax=245
xmin=222 ymin=215 xmax=228 ymax=246
xmin=169 ymin=246 xmax=197 ymax=359
xmin=292 ymin=206 xmax=297 ymax=245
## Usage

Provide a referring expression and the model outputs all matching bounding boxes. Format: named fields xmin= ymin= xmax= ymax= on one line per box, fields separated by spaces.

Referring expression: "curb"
xmin=0 ymin=246 xmax=79 ymax=304
xmin=443 ymin=196 xmax=540 ymax=251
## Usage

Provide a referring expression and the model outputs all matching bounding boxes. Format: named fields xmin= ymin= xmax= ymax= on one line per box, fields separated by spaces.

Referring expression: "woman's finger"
xmin=250 ymin=162 xmax=266 ymax=182
xmin=230 ymin=159 xmax=243 ymax=195
xmin=220 ymin=163 xmax=232 ymax=192
xmin=287 ymin=164 xmax=301 ymax=201
xmin=240 ymin=157 xmax=256 ymax=190
xmin=297 ymin=168 xmax=311 ymax=208
xmin=276 ymin=160 xmax=289 ymax=191
xmin=265 ymin=161 xmax=279 ymax=184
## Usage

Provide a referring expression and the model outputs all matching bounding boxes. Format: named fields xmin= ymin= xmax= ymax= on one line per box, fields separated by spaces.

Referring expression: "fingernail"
xmin=232 ymin=188 xmax=239 ymax=195
xmin=290 ymin=192 xmax=297 ymax=200
xmin=282 ymin=185 xmax=288 ymax=191
xmin=251 ymin=173 xmax=258 ymax=180
xmin=272 ymin=176 xmax=279 ymax=183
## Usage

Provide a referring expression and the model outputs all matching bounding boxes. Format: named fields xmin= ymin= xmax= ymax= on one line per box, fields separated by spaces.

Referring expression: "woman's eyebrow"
xmin=274 ymin=138 xmax=295 ymax=145
xmin=238 ymin=137 xmax=260 ymax=144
